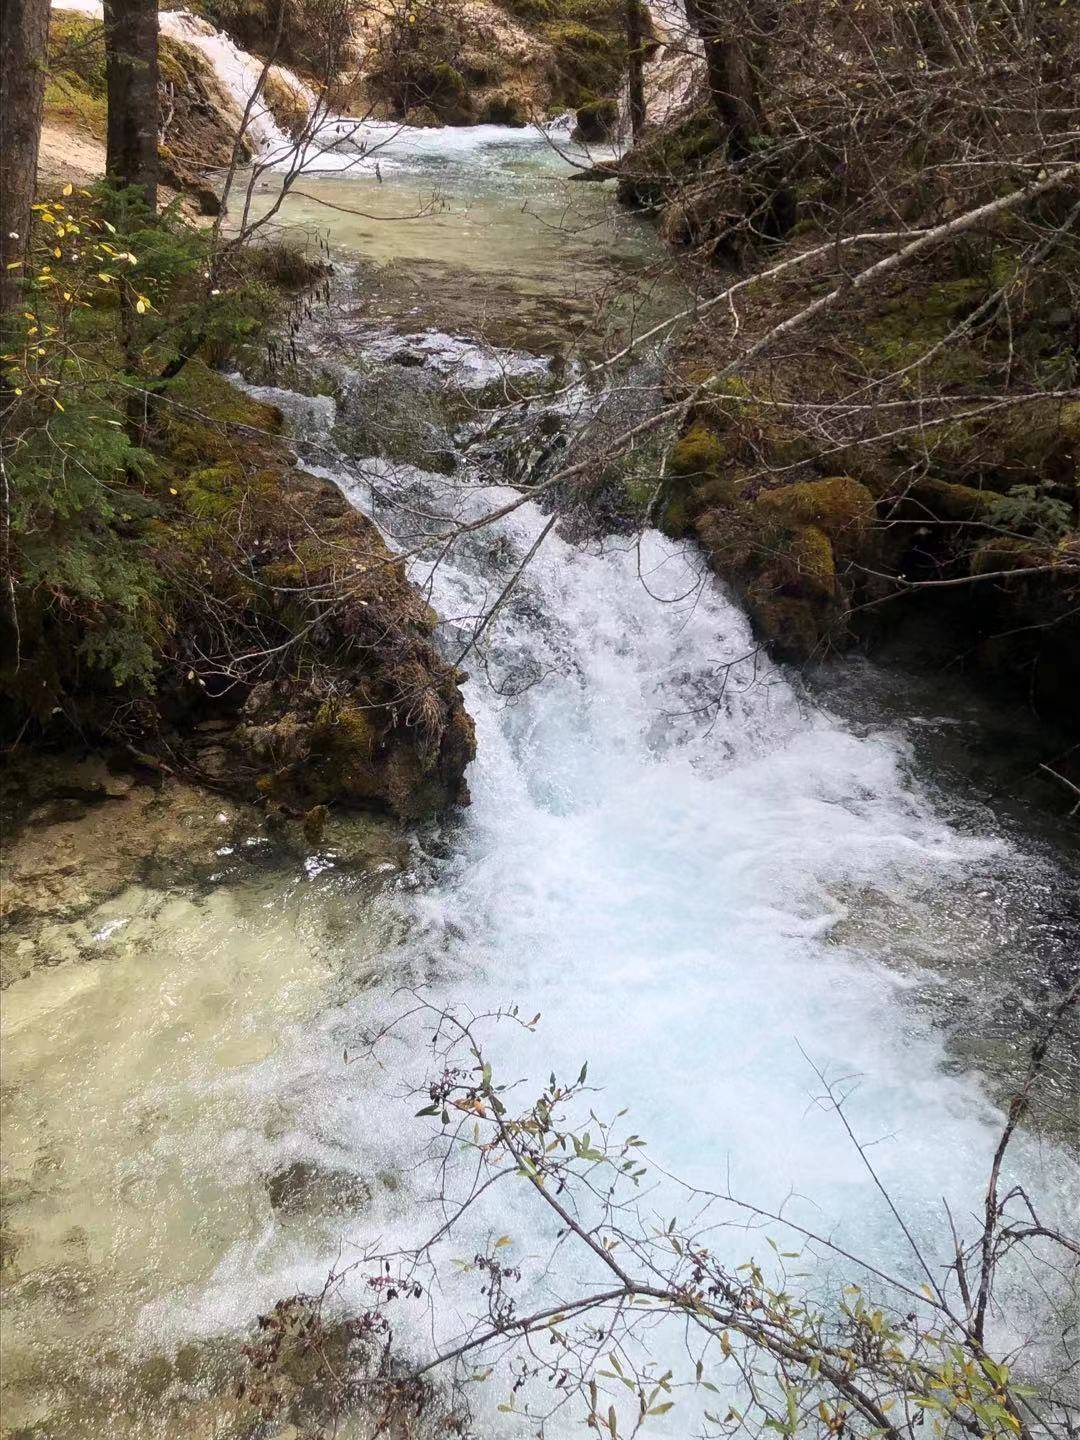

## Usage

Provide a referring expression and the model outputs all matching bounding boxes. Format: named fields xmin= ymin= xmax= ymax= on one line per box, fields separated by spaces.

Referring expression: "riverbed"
xmin=2 ymin=122 xmax=1077 ymax=1440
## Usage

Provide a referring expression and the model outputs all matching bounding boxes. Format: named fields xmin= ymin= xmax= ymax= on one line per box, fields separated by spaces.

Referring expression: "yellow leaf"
xmin=136 ymin=300 xmax=146 ymax=314
xmin=63 ymin=183 xmax=73 ymax=196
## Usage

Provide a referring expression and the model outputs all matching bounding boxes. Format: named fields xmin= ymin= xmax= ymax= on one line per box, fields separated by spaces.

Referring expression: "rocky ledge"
xmin=4 ymin=361 xmax=475 ymax=829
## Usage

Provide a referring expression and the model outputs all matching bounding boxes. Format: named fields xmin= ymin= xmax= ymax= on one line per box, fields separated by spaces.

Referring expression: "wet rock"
xmin=302 ymin=804 xmax=329 ymax=847
xmin=572 ymin=97 xmax=619 ymax=144
xmin=265 ymin=1161 xmax=371 ymax=1218
xmin=1 ymin=763 xmax=262 ymax=982
xmin=10 ymin=1262 xmax=96 ymax=1315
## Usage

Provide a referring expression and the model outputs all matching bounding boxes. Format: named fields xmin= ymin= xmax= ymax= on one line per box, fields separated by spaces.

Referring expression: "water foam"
xmin=143 ymin=445 xmax=1074 ymax=1381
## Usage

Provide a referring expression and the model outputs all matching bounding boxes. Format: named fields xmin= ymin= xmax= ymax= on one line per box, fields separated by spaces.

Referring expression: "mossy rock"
xmin=743 ymin=584 xmax=829 ymax=663
xmin=479 ymin=91 xmax=528 ymax=126
xmin=668 ymin=423 xmax=727 ymax=481
xmin=572 ymin=96 xmax=618 ymax=143
xmin=687 ymin=474 xmax=744 ymax=518
xmin=784 ymin=525 xmax=836 ymax=601
xmin=311 ymin=700 xmax=379 ymax=759
xmin=263 ymin=69 xmax=310 ymax=138
xmin=544 ymin=20 xmax=623 ymax=105
xmin=695 ymin=503 xmax=756 ymax=571
xmin=907 ymin=477 xmax=999 ymax=522
xmin=968 ymin=537 xmax=1047 ymax=576
xmin=660 ymin=495 xmax=690 ymax=536
xmin=754 ymin=476 xmax=874 ymax=553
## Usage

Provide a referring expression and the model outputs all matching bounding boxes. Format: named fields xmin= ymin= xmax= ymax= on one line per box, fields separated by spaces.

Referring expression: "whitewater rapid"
xmin=7 ymin=67 xmax=1077 ymax=1431
xmin=141 ymin=376 xmax=1074 ymax=1398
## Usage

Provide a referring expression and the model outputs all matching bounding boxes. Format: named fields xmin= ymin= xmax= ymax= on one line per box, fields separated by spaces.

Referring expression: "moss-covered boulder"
xmin=668 ymin=422 xmax=728 ymax=480
xmin=785 ymin=525 xmax=837 ymax=601
xmin=742 ymin=586 xmax=829 ymax=663
xmin=968 ymin=536 xmax=1048 ymax=576
xmin=169 ymin=443 xmax=477 ymax=821
xmin=905 ymin=477 xmax=1000 ymax=522
xmin=686 ymin=466 xmax=858 ymax=660
xmin=753 ymin=476 xmax=875 ymax=554
xmin=572 ymin=96 xmax=619 ymax=143
xmin=262 ymin=69 xmax=311 ymax=139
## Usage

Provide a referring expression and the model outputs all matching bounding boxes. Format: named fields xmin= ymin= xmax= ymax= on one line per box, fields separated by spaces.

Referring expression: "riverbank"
xmin=603 ymin=78 xmax=1080 ymax=766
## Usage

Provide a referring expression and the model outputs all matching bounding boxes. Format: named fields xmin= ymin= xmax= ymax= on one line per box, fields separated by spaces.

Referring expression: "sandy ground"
xmin=37 ymin=120 xmax=107 ymax=185
xmin=37 ymin=119 xmax=203 ymax=216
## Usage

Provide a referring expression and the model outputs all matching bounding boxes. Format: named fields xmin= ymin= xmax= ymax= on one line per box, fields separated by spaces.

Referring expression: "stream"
xmin=2 ymin=120 xmax=1078 ymax=1440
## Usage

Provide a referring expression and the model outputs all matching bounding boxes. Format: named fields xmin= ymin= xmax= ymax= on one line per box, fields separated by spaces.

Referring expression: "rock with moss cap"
xmin=572 ymin=96 xmax=619 ymax=143
xmin=753 ymin=476 xmax=875 ymax=554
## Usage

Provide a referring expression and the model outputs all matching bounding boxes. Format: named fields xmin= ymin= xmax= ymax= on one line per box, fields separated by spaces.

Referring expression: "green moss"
xmin=855 ymin=278 xmax=988 ymax=382
xmin=660 ymin=496 xmax=690 ymax=536
xmin=669 ymin=423 xmax=727 ymax=481
xmin=968 ymin=537 xmax=1046 ymax=576
xmin=44 ymin=14 xmax=108 ymax=138
xmin=157 ymin=43 xmax=190 ymax=89
xmin=907 ymin=477 xmax=998 ymax=522
xmin=496 ymin=0 xmax=554 ymax=20
xmin=544 ymin=20 xmax=623 ymax=105
xmin=786 ymin=525 xmax=836 ymax=599
xmin=430 ymin=61 xmax=467 ymax=99
xmin=1060 ymin=401 xmax=1080 ymax=446
xmin=263 ymin=69 xmax=310 ymax=138
xmin=545 ymin=18 xmax=614 ymax=47
xmin=695 ymin=503 xmax=755 ymax=571
xmin=754 ymin=476 xmax=875 ymax=552
xmin=689 ymin=475 xmax=743 ymax=514
xmin=313 ymin=700 xmax=379 ymax=758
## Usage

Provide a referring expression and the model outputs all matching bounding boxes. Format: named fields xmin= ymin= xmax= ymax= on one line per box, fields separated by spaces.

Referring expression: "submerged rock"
xmin=265 ymin=1161 xmax=371 ymax=1218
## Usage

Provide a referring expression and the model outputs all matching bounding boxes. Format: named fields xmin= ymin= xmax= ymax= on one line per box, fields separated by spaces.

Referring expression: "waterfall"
xmin=157 ymin=10 xmax=315 ymax=156
xmin=50 ymin=0 xmax=314 ymax=159
xmin=643 ymin=0 xmax=705 ymax=125
xmin=181 ymin=348 xmax=1072 ymax=1380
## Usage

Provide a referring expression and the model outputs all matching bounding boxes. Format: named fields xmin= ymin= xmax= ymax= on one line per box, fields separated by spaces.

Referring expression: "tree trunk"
xmin=103 ymin=0 xmax=159 ymax=210
xmin=682 ymin=0 xmax=794 ymax=238
xmin=0 ymin=0 xmax=50 ymax=332
xmin=625 ymin=0 xmax=647 ymax=143
xmin=682 ymin=0 xmax=763 ymax=160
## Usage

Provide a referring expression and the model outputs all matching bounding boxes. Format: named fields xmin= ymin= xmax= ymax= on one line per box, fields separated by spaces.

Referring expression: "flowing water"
xmin=2 ymin=114 xmax=1078 ymax=1440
